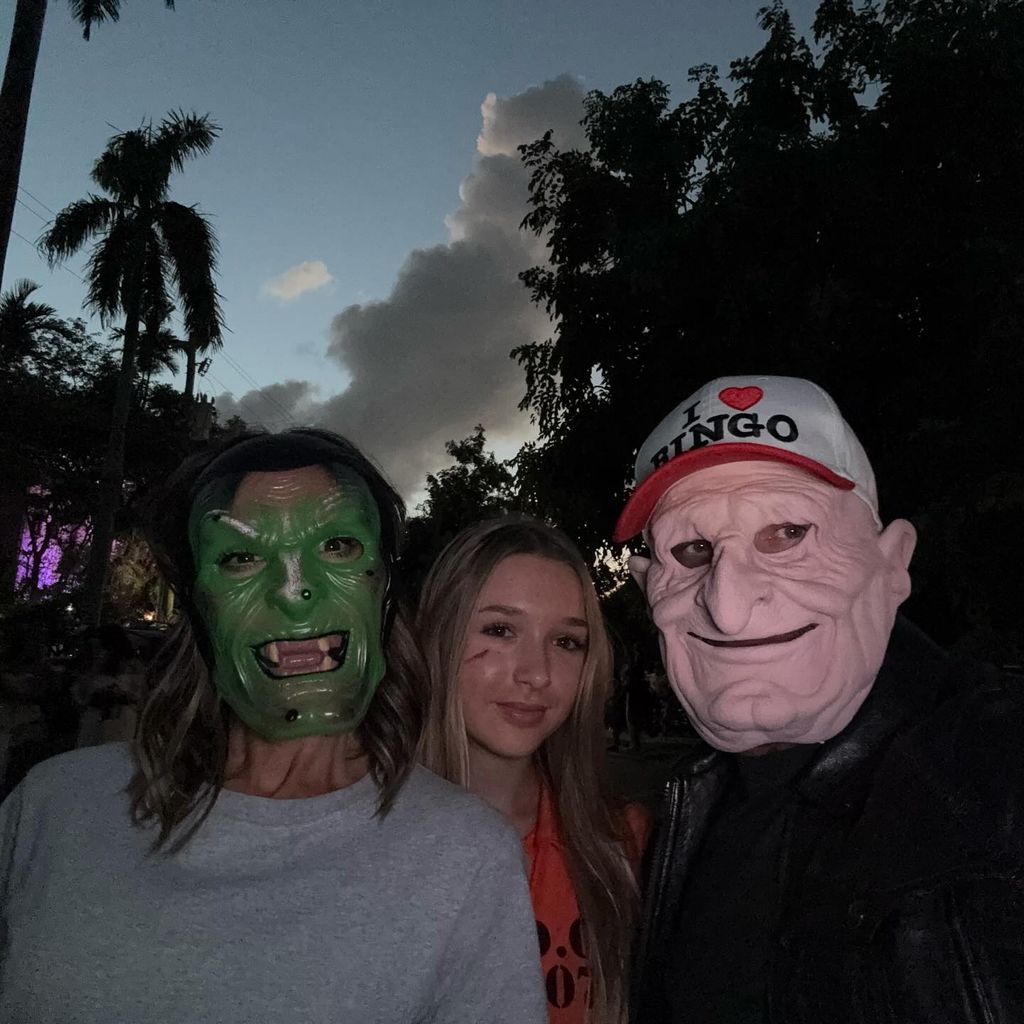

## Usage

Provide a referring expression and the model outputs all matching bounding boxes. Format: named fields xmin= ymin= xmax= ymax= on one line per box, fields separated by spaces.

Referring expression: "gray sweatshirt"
xmin=0 ymin=743 xmax=546 ymax=1024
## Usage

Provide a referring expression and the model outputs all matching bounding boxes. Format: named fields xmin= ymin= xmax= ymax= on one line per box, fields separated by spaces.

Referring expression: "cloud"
xmin=262 ymin=260 xmax=333 ymax=302
xmin=476 ymin=75 xmax=589 ymax=158
xmin=318 ymin=75 xmax=587 ymax=497
xmin=217 ymin=76 xmax=587 ymax=499
xmin=213 ymin=379 xmax=321 ymax=432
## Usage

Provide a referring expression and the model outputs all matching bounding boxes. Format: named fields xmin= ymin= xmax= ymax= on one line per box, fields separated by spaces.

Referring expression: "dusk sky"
xmin=3 ymin=0 xmax=818 ymax=499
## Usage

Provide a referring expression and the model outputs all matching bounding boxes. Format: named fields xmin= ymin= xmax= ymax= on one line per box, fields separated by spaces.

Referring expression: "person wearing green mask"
xmin=0 ymin=429 xmax=547 ymax=1024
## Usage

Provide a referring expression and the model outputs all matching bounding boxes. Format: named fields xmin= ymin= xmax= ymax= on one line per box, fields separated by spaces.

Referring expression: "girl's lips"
xmin=495 ymin=702 xmax=548 ymax=726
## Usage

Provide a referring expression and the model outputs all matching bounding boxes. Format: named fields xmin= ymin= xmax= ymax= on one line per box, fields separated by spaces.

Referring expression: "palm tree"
xmin=111 ymin=320 xmax=183 ymax=405
xmin=0 ymin=277 xmax=77 ymax=365
xmin=0 ymin=0 xmax=178 ymax=290
xmin=41 ymin=110 xmax=223 ymax=624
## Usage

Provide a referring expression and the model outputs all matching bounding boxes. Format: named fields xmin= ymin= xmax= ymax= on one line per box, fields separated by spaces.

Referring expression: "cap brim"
xmin=612 ymin=443 xmax=855 ymax=543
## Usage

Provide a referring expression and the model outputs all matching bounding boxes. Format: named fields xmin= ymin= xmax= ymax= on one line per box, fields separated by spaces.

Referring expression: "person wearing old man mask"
xmin=0 ymin=429 xmax=546 ymax=1024
xmin=617 ymin=377 xmax=1024 ymax=1024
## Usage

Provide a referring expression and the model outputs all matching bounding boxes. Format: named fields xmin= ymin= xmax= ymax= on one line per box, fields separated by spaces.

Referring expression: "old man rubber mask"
xmin=190 ymin=464 xmax=387 ymax=740
xmin=632 ymin=461 xmax=915 ymax=752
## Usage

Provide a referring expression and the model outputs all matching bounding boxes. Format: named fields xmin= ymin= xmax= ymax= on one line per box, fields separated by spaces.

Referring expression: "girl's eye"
xmin=321 ymin=536 xmax=364 ymax=563
xmin=555 ymin=635 xmax=588 ymax=653
xmin=216 ymin=551 xmax=265 ymax=577
xmin=482 ymin=623 xmax=513 ymax=639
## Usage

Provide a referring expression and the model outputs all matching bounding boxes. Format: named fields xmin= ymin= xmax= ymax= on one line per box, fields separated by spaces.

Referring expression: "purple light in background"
xmin=17 ymin=518 xmax=90 ymax=592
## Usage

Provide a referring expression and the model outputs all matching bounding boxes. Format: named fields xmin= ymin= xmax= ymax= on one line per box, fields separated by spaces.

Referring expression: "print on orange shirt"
xmin=525 ymin=785 xmax=651 ymax=1024
xmin=524 ymin=784 xmax=590 ymax=1023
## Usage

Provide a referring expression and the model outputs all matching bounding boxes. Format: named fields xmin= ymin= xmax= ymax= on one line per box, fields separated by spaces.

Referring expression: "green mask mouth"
xmin=253 ymin=631 xmax=350 ymax=678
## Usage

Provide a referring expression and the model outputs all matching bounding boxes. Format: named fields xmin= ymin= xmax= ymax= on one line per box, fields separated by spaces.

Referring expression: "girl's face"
xmin=458 ymin=553 xmax=589 ymax=765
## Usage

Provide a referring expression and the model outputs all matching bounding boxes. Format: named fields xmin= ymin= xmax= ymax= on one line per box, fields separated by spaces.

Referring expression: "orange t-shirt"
xmin=523 ymin=787 xmax=650 ymax=1024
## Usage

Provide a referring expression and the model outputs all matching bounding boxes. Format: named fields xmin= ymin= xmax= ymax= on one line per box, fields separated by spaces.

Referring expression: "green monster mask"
xmin=190 ymin=464 xmax=388 ymax=741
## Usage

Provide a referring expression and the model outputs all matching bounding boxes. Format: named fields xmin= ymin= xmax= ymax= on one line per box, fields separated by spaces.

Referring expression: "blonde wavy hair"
xmin=418 ymin=515 xmax=640 ymax=1023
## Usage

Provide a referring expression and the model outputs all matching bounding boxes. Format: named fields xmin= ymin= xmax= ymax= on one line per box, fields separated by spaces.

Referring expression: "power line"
xmin=218 ymin=347 xmax=265 ymax=393
xmin=13 ymin=186 xmax=299 ymax=433
xmin=216 ymin=348 xmax=299 ymax=427
xmin=193 ymin=345 xmax=298 ymax=429
xmin=9 ymin=228 xmax=86 ymax=284
xmin=17 ymin=186 xmax=57 ymax=217
xmin=202 ymin=370 xmax=273 ymax=431
xmin=15 ymin=196 xmax=51 ymax=225
xmin=203 ymin=369 xmax=288 ymax=433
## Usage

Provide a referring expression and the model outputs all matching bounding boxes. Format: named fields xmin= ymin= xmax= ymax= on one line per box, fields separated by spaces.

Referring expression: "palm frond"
xmin=142 ymin=327 xmax=183 ymax=377
xmin=92 ymin=126 xmax=170 ymax=203
xmin=144 ymin=346 xmax=180 ymax=377
xmin=158 ymin=201 xmax=223 ymax=348
xmin=153 ymin=111 xmax=220 ymax=179
xmin=70 ymin=0 xmax=175 ymax=40
xmin=0 ymin=280 xmax=78 ymax=362
xmin=141 ymin=238 xmax=172 ymax=335
xmin=68 ymin=0 xmax=121 ymax=41
xmin=115 ymin=323 xmax=183 ymax=377
xmin=92 ymin=111 xmax=217 ymax=204
xmin=84 ymin=219 xmax=154 ymax=322
xmin=0 ymin=280 xmax=58 ymax=332
xmin=39 ymin=196 xmax=118 ymax=264
xmin=1 ymin=279 xmax=44 ymax=311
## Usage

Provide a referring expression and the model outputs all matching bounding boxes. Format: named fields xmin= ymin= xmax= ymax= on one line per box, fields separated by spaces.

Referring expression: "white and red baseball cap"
xmin=613 ymin=375 xmax=879 ymax=542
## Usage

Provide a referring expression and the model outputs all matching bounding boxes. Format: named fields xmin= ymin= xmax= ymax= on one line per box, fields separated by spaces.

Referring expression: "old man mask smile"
xmin=190 ymin=464 xmax=388 ymax=741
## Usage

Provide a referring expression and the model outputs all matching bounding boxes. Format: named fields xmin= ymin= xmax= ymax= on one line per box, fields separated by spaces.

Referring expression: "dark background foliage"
xmin=511 ymin=0 xmax=1024 ymax=663
xmin=3 ymin=0 xmax=1022 ymax=671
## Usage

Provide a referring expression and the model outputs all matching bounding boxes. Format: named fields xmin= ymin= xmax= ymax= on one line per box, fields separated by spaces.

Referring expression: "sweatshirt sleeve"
xmin=430 ymin=838 xmax=547 ymax=1024
xmin=0 ymin=781 xmax=25 ymax=952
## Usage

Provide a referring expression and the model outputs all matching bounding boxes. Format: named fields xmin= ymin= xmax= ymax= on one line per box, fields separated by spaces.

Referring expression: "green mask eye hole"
xmin=216 ymin=551 xmax=266 ymax=578
xmin=321 ymin=536 xmax=364 ymax=563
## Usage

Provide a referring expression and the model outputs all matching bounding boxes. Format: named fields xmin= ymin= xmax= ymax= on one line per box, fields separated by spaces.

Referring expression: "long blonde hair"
xmin=418 ymin=515 xmax=640 ymax=1022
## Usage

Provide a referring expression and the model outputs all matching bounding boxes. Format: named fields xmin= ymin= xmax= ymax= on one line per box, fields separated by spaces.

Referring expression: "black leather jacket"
xmin=631 ymin=620 xmax=1024 ymax=1024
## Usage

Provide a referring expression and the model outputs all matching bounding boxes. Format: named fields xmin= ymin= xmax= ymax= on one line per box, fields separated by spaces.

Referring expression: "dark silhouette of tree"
xmin=0 ymin=0 xmax=178 ymax=289
xmin=1 ymin=287 xmax=198 ymax=619
xmin=40 ymin=111 xmax=223 ymax=624
xmin=0 ymin=277 xmax=78 ymax=360
xmin=404 ymin=426 xmax=520 ymax=594
xmin=516 ymin=0 xmax=1024 ymax=661
xmin=1 ymin=289 xmax=109 ymax=602
xmin=0 ymin=278 xmax=92 ymax=595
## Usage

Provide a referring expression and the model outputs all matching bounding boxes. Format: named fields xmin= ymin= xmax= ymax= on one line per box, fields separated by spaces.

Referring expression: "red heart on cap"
xmin=719 ymin=386 xmax=763 ymax=411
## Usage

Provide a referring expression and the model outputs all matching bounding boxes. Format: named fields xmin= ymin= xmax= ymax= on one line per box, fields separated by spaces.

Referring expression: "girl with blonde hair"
xmin=419 ymin=515 xmax=649 ymax=1024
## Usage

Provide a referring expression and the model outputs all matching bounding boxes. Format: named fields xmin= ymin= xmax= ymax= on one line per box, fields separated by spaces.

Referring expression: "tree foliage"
xmin=0 ymin=280 xmax=190 ymax=613
xmin=516 ymin=0 xmax=1024 ymax=661
xmin=39 ymin=110 xmax=223 ymax=623
xmin=0 ymin=0 xmax=179 ymax=288
xmin=404 ymin=426 xmax=520 ymax=594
